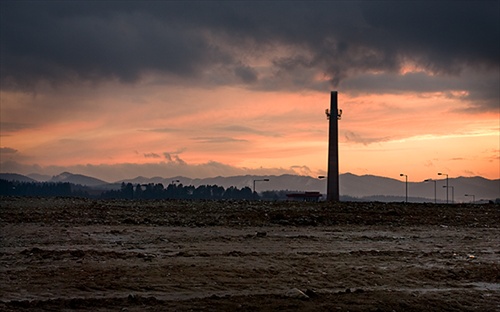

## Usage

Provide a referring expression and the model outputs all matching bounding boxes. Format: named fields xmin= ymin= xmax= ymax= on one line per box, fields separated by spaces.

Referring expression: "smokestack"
xmin=327 ymin=91 xmax=340 ymax=201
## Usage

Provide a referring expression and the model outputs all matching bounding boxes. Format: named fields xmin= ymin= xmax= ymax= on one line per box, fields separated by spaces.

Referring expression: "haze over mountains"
xmin=1 ymin=172 xmax=498 ymax=203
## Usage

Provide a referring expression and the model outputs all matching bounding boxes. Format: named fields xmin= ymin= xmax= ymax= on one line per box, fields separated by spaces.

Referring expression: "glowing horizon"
xmin=2 ymin=85 xmax=498 ymax=182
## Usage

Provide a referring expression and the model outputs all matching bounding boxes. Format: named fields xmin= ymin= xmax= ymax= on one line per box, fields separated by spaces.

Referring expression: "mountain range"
xmin=1 ymin=172 xmax=498 ymax=203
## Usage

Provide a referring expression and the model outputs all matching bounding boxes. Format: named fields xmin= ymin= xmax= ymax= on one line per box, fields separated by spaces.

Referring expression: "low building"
xmin=286 ymin=191 xmax=322 ymax=202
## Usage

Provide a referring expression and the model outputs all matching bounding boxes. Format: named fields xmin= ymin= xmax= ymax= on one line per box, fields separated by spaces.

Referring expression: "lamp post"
xmin=424 ymin=179 xmax=437 ymax=204
xmin=438 ymin=173 xmax=449 ymax=204
xmin=443 ymin=185 xmax=454 ymax=204
xmin=400 ymin=173 xmax=408 ymax=203
xmin=253 ymin=179 xmax=269 ymax=195
xmin=464 ymin=194 xmax=475 ymax=204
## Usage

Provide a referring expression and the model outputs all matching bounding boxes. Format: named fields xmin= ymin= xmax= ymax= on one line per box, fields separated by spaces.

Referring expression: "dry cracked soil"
xmin=0 ymin=197 xmax=499 ymax=311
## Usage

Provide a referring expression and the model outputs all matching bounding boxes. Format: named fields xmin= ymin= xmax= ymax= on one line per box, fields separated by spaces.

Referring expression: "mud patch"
xmin=0 ymin=198 xmax=499 ymax=311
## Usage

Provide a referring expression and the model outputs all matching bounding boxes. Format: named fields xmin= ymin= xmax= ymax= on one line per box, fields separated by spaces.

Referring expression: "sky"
xmin=1 ymin=1 xmax=499 ymax=183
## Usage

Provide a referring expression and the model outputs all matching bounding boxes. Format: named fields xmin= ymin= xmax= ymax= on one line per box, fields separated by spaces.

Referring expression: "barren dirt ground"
xmin=0 ymin=197 xmax=499 ymax=311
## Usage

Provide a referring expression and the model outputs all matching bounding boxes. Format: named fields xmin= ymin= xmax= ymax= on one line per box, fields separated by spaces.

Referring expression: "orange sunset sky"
xmin=1 ymin=2 xmax=499 ymax=183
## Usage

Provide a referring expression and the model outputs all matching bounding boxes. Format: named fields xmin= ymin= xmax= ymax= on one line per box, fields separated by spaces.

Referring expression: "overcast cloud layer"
xmin=1 ymin=1 xmax=499 ymax=181
xmin=2 ymin=2 xmax=499 ymax=109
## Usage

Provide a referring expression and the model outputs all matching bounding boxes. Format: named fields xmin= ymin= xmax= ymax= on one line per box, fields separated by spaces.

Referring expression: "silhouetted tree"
xmin=121 ymin=182 xmax=134 ymax=199
xmin=134 ymin=184 xmax=143 ymax=199
xmin=240 ymin=186 xmax=253 ymax=200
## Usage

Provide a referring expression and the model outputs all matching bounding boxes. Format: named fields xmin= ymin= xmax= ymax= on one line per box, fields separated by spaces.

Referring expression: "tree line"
xmin=0 ymin=179 xmax=84 ymax=197
xmin=0 ymin=179 xmax=289 ymax=200
xmin=101 ymin=182 xmax=257 ymax=200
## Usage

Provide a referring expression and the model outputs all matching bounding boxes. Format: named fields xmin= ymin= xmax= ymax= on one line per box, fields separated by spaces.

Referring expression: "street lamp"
xmin=438 ymin=173 xmax=449 ymax=204
xmin=400 ymin=173 xmax=408 ymax=203
xmin=253 ymin=179 xmax=270 ymax=194
xmin=424 ymin=179 xmax=437 ymax=204
xmin=443 ymin=185 xmax=454 ymax=204
xmin=464 ymin=194 xmax=475 ymax=204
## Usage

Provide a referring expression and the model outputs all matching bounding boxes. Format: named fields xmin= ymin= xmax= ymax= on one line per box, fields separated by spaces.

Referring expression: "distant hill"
xmin=117 ymin=173 xmax=499 ymax=203
xmin=0 ymin=173 xmax=36 ymax=183
xmin=49 ymin=172 xmax=109 ymax=187
xmin=27 ymin=173 xmax=52 ymax=182
xmin=2 ymin=171 xmax=499 ymax=202
xmin=343 ymin=174 xmax=499 ymax=203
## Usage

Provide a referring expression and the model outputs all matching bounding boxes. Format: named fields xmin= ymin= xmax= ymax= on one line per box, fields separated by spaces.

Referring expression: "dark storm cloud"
xmin=163 ymin=152 xmax=186 ymax=165
xmin=144 ymin=153 xmax=161 ymax=159
xmin=192 ymin=137 xmax=248 ymax=144
xmin=0 ymin=147 xmax=18 ymax=154
xmin=234 ymin=66 xmax=258 ymax=84
xmin=1 ymin=1 xmax=232 ymax=89
xmin=344 ymin=131 xmax=391 ymax=146
xmin=0 ymin=122 xmax=34 ymax=134
xmin=340 ymin=69 xmax=500 ymax=112
xmin=360 ymin=2 xmax=499 ymax=73
xmin=2 ymin=2 xmax=498 ymax=99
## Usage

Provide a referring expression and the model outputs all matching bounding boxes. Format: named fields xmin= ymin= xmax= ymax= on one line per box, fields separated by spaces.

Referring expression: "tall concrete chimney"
xmin=327 ymin=91 xmax=340 ymax=201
